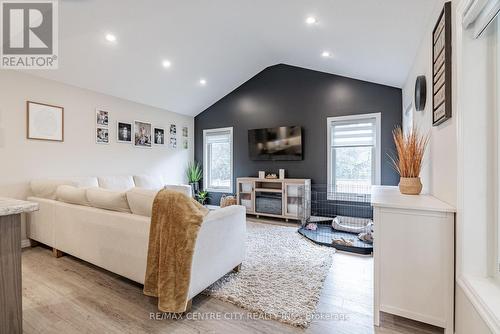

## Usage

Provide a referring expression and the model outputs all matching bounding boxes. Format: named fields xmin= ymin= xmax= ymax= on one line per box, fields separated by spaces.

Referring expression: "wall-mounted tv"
xmin=248 ymin=126 xmax=302 ymax=161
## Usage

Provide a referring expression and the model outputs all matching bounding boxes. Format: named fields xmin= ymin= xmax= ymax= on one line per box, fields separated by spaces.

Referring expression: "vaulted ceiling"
xmin=31 ymin=0 xmax=437 ymax=116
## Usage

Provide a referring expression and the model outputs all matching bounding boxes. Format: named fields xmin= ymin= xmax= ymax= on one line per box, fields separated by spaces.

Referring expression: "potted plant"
xmin=186 ymin=161 xmax=202 ymax=196
xmin=388 ymin=126 xmax=429 ymax=195
xmin=196 ymin=191 xmax=210 ymax=205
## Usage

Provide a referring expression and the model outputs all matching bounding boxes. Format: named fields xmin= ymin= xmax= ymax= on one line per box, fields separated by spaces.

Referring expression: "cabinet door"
xmin=284 ymin=183 xmax=304 ymax=218
xmin=238 ymin=182 xmax=254 ymax=212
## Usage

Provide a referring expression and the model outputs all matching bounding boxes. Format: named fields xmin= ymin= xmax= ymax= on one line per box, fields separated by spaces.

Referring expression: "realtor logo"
xmin=1 ymin=0 xmax=58 ymax=69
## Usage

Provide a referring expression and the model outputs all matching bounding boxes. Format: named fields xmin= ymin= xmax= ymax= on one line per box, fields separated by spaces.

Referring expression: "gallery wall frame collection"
xmin=432 ymin=1 xmax=452 ymax=126
xmin=25 ymin=100 xmax=189 ymax=149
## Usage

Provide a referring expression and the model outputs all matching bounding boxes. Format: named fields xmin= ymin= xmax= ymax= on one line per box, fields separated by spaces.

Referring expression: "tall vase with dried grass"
xmin=388 ymin=126 xmax=429 ymax=195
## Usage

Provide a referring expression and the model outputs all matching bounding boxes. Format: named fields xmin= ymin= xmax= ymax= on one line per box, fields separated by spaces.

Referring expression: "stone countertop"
xmin=0 ymin=197 xmax=39 ymax=217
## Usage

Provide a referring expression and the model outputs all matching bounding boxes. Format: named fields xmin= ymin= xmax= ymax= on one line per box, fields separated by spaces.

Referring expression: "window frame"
xmin=326 ymin=113 xmax=382 ymax=200
xmin=203 ymin=127 xmax=234 ymax=193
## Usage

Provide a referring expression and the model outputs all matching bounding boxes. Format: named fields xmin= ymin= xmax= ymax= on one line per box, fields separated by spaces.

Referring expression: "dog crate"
xmin=297 ymin=184 xmax=374 ymax=255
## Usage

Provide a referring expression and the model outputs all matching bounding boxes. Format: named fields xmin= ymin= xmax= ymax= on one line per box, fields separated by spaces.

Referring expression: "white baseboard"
xmin=21 ymin=239 xmax=31 ymax=248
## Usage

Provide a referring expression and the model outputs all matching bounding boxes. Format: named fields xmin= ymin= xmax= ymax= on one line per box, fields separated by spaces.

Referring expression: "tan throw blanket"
xmin=143 ymin=189 xmax=209 ymax=312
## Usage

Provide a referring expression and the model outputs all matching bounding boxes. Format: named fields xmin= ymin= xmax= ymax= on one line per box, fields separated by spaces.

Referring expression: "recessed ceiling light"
xmin=306 ymin=16 xmax=317 ymax=25
xmin=199 ymin=79 xmax=207 ymax=86
xmin=105 ymin=33 xmax=117 ymax=42
xmin=321 ymin=51 xmax=331 ymax=58
xmin=162 ymin=60 xmax=171 ymax=68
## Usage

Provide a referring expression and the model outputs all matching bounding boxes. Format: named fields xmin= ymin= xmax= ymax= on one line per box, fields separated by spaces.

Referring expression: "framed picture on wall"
xmin=96 ymin=108 xmax=109 ymax=127
xmin=96 ymin=127 xmax=109 ymax=144
xmin=432 ymin=2 xmax=452 ymax=126
xmin=134 ymin=120 xmax=152 ymax=148
xmin=26 ymin=101 xmax=64 ymax=142
xmin=117 ymin=121 xmax=132 ymax=143
xmin=154 ymin=127 xmax=165 ymax=145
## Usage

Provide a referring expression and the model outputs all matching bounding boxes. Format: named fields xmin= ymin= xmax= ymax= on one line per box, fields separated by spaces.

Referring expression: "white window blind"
xmin=203 ymin=127 xmax=233 ymax=193
xmin=331 ymin=119 xmax=376 ymax=148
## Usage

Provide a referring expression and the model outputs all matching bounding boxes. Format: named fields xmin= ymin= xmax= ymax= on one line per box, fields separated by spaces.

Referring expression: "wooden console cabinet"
xmin=236 ymin=177 xmax=311 ymax=221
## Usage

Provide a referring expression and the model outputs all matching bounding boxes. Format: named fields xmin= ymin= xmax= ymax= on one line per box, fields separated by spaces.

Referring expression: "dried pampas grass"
xmin=388 ymin=126 xmax=429 ymax=178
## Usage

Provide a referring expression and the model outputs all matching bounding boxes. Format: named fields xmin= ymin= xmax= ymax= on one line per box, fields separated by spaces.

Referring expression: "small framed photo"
xmin=117 ymin=121 xmax=132 ymax=143
xmin=169 ymin=136 xmax=177 ymax=149
xmin=182 ymin=138 xmax=188 ymax=149
xmin=182 ymin=126 xmax=188 ymax=137
xmin=134 ymin=120 xmax=152 ymax=148
xmin=96 ymin=108 xmax=109 ymax=127
xmin=170 ymin=124 xmax=177 ymax=135
xmin=27 ymin=101 xmax=64 ymax=142
xmin=154 ymin=127 xmax=165 ymax=145
xmin=96 ymin=127 xmax=109 ymax=144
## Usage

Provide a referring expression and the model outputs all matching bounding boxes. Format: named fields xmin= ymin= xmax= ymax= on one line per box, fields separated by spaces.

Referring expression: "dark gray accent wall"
xmin=195 ymin=64 xmax=402 ymax=204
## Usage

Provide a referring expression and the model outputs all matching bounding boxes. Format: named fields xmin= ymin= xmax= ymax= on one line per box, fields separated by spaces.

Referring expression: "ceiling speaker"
xmin=414 ymin=75 xmax=427 ymax=111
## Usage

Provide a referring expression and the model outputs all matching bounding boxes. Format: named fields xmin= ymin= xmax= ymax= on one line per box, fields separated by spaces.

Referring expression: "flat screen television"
xmin=248 ymin=126 xmax=302 ymax=161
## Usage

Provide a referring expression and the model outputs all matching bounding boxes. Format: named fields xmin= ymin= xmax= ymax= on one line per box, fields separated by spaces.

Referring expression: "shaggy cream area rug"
xmin=204 ymin=221 xmax=335 ymax=327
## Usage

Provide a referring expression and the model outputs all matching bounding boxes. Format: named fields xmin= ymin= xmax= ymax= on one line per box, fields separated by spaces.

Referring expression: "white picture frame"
xmin=96 ymin=126 xmax=109 ymax=144
xmin=134 ymin=120 xmax=152 ymax=148
xmin=95 ymin=107 xmax=109 ymax=127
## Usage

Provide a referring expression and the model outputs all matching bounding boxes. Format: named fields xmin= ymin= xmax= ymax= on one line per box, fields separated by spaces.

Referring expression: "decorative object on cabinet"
xmin=432 ymin=1 xmax=452 ymax=126
xmin=279 ymin=169 xmax=285 ymax=179
xmin=414 ymin=75 xmax=427 ymax=111
xmin=258 ymin=171 xmax=265 ymax=179
xmin=265 ymin=173 xmax=277 ymax=179
xmin=26 ymin=101 xmax=64 ymax=142
xmin=388 ymin=126 xmax=429 ymax=195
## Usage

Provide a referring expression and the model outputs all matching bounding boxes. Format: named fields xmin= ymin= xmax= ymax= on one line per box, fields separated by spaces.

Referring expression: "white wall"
xmin=402 ymin=0 xmax=495 ymax=332
xmin=401 ymin=0 xmax=457 ymax=205
xmin=0 ymin=70 xmax=194 ymax=241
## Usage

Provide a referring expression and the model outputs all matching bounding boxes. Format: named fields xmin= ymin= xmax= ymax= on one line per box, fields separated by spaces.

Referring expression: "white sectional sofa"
xmin=27 ymin=175 xmax=246 ymax=301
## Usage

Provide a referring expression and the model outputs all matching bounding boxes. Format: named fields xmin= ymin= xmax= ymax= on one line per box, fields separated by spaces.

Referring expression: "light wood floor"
xmin=21 ymin=226 xmax=443 ymax=334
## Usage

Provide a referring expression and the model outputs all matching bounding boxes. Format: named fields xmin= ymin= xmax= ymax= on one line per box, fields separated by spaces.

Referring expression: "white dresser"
xmin=371 ymin=186 xmax=455 ymax=334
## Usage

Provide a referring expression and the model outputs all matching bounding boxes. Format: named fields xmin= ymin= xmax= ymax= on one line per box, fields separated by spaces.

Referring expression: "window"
xmin=203 ymin=127 xmax=233 ymax=193
xmin=327 ymin=113 xmax=381 ymax=199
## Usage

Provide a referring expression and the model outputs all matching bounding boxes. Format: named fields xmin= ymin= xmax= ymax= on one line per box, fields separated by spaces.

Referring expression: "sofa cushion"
xmin=165 ymin=184 xmax=192 ymax=198
xmin=98 ymin=176 xmax=135 ymax=191
xmin=69 ymin=177 xmax=99 ymax=188
xmin=56 ymin=185 xmax=91 ymax=206
xmin=31 ymin=177 xmax=99 ymax=199
xmin=126 ymin=187 xmax=158 ymax=217
xmin=31 ymin=179 xmax=77 ymax=199
xmin=86 ymin=188 xmax=131 ymax=213
xmin=133 ymin=175 xmax=165 ymax=190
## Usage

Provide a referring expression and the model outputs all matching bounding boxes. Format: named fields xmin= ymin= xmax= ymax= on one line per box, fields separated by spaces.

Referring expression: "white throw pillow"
xmin=86 ymin=188 xmax=131 ymax=213
xmin=30 ymin=179 xmax=77 ymax=199
xmin=133 ymin=175 xmax=165 ymax=190
xmin=165 ymin=184 xmax=192 ymax=197
xmin=56 ymin=185 xmax=91 ymax=206
xmin=126 ymin=187 xmax=158 ymax=217
xmin=98 ymin=176 xmax=135 ymax=191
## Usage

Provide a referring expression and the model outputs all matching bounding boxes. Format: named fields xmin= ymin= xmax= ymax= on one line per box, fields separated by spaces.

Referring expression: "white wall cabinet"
xmin=371 ymin=186 xmax=455 ymax=334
